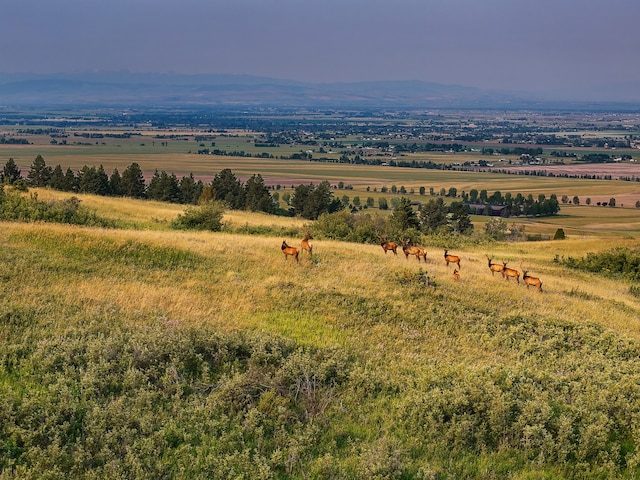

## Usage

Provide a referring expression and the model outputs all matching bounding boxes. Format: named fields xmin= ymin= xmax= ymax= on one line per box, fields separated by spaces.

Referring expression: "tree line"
xmin=1 ymin=156 xmax=278 ymax=215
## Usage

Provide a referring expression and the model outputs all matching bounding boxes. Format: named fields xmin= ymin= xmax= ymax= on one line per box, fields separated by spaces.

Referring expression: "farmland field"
xmin=2 ymin=115 xmax=640 ymax=237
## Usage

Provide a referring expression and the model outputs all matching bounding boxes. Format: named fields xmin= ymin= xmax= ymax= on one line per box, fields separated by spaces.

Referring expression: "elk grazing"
xmin=301 ymin=228 xmax=313 ymax=256
xmin=444 ymin=249 xmax=461 ymax=269
xmin=281 ymin=240 xmax=299 ymax=263
xmin=501 ymin=262 xmax=520 ymax=283
xmin=402 ymin=240 xmax=427 ymax=262
xmin=379 ymin=236 xmax=398 ymax=255
xmin=486 ymin=255 xmax=505 ymax=276
xmin=522 ymin=268 xmax=543 ymax=291
xmin=452 ymin=269 xmax=460 ymax=281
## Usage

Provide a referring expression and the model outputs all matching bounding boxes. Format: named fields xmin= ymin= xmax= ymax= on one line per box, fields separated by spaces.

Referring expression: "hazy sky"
xmin=3 ymin=0 xmax=638 ymax=95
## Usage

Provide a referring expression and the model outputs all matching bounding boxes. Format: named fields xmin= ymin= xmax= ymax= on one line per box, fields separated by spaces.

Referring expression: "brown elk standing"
xmin=501 ymin=262 xmax=520 ymax=283
xmin=522 ymin=267 xmax=543 ymax=291
xmin=486 ymin=255 xmax=505 ymax=276
xmin=301 ymin=228 xmax=313 ymax=256
xmin=379 ymin=236 xmax=398 ymax=255
xmin=402 ymin=240 xmax=427 ymax=262
xmin=452 ymin=269 xmax=460 ymax=281
xmin=444 ymin=249 xmax=461 ymax=269
xmin=281 ymin=240 xmax=299 ymax=263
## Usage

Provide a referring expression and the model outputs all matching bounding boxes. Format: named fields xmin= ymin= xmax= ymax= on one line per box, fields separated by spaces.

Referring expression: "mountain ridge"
xmin=0 ymin=72 xmax=638 ymax=110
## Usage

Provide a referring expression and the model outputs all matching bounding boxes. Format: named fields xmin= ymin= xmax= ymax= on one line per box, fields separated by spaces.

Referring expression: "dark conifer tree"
xmin=147 ymin=170 xmax=182 ymax=203
xmin=420 ymin=197 xmax=448 ymax=233
xmin=178 ymin=173 xmax=204 ymax=205
xmin=244 ymin=174 xmax=276 ymax=214
xmin=449 ymin=201 xmax=474 ymax=234
xmin=211 ymin=168 xmax=244 ymax=209
xmin=48 ymin=165 xmax=67 ymax=191
xmin=77 ymin=165 xmax=108 ymax=195
xmin=2 ymin=158 xmax=21 ymax=184
xmin=64 ymin=167 xmax=78 ymax=192
xmin=390 ymin=197 xmax=420 ymax=231
xmin=110 ymin=167 xmax=123 ymax=196
xmin=26 ymin=155 xmax=52 ymax=187
xmin=121 ymin=162 xmax=146 ymax=198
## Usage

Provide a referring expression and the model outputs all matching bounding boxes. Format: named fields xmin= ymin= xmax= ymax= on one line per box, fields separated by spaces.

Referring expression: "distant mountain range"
xmin=0 ymin=72 xmax=638 ymax=110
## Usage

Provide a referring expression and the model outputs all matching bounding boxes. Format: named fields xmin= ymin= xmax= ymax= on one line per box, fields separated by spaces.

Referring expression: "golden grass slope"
xmin=2 ymin=198 xmax=639 ymax=356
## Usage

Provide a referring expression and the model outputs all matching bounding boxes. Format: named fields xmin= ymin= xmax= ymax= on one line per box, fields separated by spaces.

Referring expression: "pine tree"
xmin=244 ymin=174 xmax=276 ymax=214
xmin=110 ymin=167 xmax=123 ymax=196
xmin=77 ymin=165 xmax=108 ymax=195
xmin=64 ymin=168 xmax=78 ymax=192
xmin=179 ymin=173 xmax=201 ymax=204
xmin=2 ymin=158 xmax=21 ymax=184
xmin=291 ymin=181 xmax=341 ymax=220
xmin=96 ymin=165 xmax=110 ymax=195
xmin=147 ymin=170 xmax=182 ymax=203
xmin=49 ymin=165 xmax=67 ymax=190
xmin=390 ymin=197 xmax=420 ymax=232
xmin=211 ymin=168 xmax=244 ymax=209
xmin=26 ymin=155 xmax=52 ymax=187
xmin=449 ymin=201 xmax=473 ymax=234
xmin=121 ymin=163 xmax=146 ymax=198
xmin=420 ymin=197 xmax=448 ymax=233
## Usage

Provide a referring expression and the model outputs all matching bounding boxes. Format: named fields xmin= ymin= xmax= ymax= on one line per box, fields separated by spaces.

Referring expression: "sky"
xmin=2 ymin=0 xmax=639 ymax=97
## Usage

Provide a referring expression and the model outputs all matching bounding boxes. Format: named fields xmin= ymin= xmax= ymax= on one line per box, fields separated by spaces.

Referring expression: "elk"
xmin=301 ymin=228 xmax=313 ymax=256
xmin=501 ymin=262 xmax=520 ymax=283
xmin=444 ymin=249 xmax=461 ymax=269
xmin=281 ymin=240 xmax=299 ymax=263
xmin=522 ymin=266 xmax=543 ymax=291
xmin=486 ymin=255 xmax=505 ymax=276
xmin=379 ymin=236 xmax=398 ymax=255
xmin=402 ymin=240 xmax=427 ymax=262
xmin=452 ymin=269 xmax=460 ymax=281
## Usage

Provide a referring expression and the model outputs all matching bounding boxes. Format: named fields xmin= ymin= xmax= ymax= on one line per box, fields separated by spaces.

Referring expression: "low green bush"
xmin=562 ymin=247 xmax=640 ymax=281
xmin=171 ymin=200 xmax=225 ymax=231
xmin=0 ymin=188 xmax=115 ymax=227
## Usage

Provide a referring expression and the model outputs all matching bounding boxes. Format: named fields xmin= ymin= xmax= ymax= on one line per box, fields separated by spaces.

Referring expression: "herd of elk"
xmin=379 ymin=236 xmax=398 ymax=255
xmin=401 ymin=240 xmax=427 ymax=262
xmin=281 ymin=240 xmax=299 ymax=263
xmin=280 ymin=234 xmax=543 ymax=291
xmin=444 ymin=249 xmax=461 ymax=269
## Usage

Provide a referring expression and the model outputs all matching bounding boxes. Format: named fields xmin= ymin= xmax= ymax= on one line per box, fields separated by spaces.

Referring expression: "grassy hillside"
xmin=2 ymin=193 xmax=640 ymax=478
